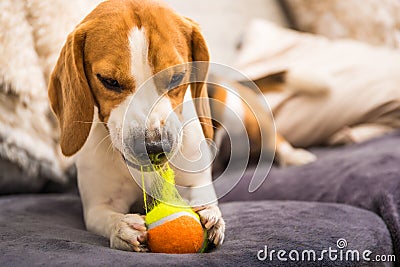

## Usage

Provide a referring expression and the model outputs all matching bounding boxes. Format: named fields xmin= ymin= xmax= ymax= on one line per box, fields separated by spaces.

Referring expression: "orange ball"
xmin=147 ymin=212 xmax=207 ymax=254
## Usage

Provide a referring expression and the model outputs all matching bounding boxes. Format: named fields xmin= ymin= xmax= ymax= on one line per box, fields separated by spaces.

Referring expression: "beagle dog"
xmin=49 ymin=0 xmax=224 ymax=252
xmin=49 ymin=0 xmax=322 ymax=252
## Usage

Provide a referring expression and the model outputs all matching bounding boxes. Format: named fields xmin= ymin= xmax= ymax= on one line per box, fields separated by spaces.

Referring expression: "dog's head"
xmin=49 ymin=0 xmax=213 ymax=167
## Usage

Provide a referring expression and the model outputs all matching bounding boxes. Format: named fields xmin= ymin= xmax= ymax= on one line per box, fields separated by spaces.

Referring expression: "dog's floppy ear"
xmin=48 ymin=24 xmax=94 ymax=156
xmin=188 ymin=20 xmax=214 ymax=140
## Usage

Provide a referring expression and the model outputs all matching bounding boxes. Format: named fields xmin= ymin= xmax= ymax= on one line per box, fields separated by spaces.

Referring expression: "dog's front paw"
xmin=195 ymin=205 xmax=225 ymax=247
xmin=110 ymin=214 xmax=148 ymax=252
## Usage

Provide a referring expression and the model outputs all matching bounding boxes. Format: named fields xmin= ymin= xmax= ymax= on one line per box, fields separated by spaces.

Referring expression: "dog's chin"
xmin=122 ymin=154 xmax=168 ymax=172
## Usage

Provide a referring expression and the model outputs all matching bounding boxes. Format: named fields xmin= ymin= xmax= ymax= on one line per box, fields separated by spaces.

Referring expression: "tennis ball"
xmin=145 ymin=202 xmax=207 ymax=254
xmin=142 ymin=158 xmax=208 ymax=253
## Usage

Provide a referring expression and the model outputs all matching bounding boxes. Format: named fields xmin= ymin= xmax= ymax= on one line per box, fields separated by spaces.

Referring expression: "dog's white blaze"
xmin=108 ymin=27 xmax=179 ymax=153
xmin=128 ymin=28 xmax=152 ymax=86
xmin=127 ymin=27 xmax=176 ymax=130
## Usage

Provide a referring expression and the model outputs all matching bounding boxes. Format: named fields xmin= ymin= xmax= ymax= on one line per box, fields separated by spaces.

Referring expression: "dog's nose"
xmin=145 ymin=141 xmax=169 ymax=155
xmin=131 ymin=129 xmax=173 ymax=164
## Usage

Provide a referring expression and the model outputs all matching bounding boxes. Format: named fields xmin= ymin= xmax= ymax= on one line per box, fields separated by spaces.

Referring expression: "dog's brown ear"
xmin=188 ymin=20 xmax=214 ymax=140
xmin=48 ymin=25 xmax=94 ymax=156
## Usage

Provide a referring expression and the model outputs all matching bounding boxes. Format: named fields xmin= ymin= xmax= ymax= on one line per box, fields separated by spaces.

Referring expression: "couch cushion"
xmin=0 ymin=194 xmax=393 ymax=266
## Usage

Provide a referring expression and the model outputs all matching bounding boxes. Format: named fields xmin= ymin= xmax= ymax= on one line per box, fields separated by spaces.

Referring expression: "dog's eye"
xmin=168 ymin=73 xmax=185 ymax=90
xmin=97 ymin=74 xmax=123 ymax=92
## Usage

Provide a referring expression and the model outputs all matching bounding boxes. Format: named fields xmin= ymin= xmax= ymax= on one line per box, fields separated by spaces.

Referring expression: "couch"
xmin=1 ymin=1 xmax=399 ymax=266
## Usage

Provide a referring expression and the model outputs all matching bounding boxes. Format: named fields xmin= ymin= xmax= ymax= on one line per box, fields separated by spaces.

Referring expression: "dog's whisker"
xmin=94 ymin=133 xmax=111 ymax=153
xmin=191 ymin=65 xmax=201 ymax=72
xmin=106 ymin=141 xmax=112 ymax=152
xmin=107 ymin=141 xmax=116 ymax=154
xmin=73 ymin=120 xmax=107 ymax=125
xmin=199 ymin=121 xmax=218 ymax=129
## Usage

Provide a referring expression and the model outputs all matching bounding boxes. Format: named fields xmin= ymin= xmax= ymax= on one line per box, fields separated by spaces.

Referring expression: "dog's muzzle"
xmin=124 ymin=128 xmax=175 ymax=169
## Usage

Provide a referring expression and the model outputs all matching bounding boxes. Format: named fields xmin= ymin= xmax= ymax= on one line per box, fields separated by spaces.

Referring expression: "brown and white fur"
xmin=49 ymin=0 xmax=224 ymax=252
xmin=48 ymin=0 xmax=326 ymax=252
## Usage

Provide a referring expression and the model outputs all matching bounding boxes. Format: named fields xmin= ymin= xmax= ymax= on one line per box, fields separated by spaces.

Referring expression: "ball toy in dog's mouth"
xmin=141 ymin=158 xmax=208 ymax=253
xmin=148 ymin=153 xmax=167 ymax=166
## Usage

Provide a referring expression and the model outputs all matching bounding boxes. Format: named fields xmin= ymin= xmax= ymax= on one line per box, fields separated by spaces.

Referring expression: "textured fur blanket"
xmin=0 ymin=0 xmax=100 ymax=192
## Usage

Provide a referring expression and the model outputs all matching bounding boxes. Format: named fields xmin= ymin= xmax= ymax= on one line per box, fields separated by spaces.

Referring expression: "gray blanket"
xmin=1 ymin=132 xmax=400 ymax=266
xmin=220 ymin=131 xmax=400 ymax=260
xmin=0 ymin=195 xmax=392 ymax=266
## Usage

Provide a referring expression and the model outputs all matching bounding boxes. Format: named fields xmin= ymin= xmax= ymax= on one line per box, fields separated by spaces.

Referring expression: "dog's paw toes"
xmin=196 ymin=206 xmax=225 ymax=247
xmin=207 ymin=217 xmax=225 ymax=247
xmin=110 ymin=214 xmax=148 ymax=252
xmin=279 ymin=148 xmax=316 ymax=167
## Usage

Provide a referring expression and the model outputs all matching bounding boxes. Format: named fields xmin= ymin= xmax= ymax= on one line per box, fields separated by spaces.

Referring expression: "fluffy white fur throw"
xmin=0 ymin=0 xmax=100 ymax=191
